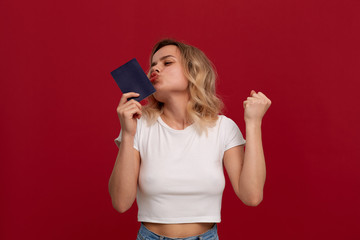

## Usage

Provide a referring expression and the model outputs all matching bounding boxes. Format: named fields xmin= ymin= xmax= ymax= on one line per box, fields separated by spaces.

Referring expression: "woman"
xmin=108 ymin=39 xmax=271 ymax=240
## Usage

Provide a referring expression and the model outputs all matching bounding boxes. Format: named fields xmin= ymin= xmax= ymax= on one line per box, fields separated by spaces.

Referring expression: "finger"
xmin=119 ymin=99 xmax=142 ymax=113
xmin=251 ymin=93 xmax=261 ymax=99
xmin=117 ymin=100 xmax=140 ymax=114
xmin=118 ymin=104 xmax=139 ymax=118
xmin=123 ymin=104 xmax=141 ymax=114
xmin=246 ymin=97 xmax=258 ymax=101
xmin=257 ymin=92 xmax=269 ymax=100
xmin=129 ymin=108 xmax=142 ymax=119
xmin=135 ymin=111 xmax=142 ymax=119
xmin=258 ymin=92 xmax=272 ymax=105
xmin=122 ymin=107 xmax=141 ymax=120
xmin=243 ymin=100 xmax=248 ymax=108
xmin=123 ymin=99 xmax=142 ymax=110
xmin=119 ymin=92 xmax=140 ymax=105
xmin=250 ymin=90 xmax=256 ymax=96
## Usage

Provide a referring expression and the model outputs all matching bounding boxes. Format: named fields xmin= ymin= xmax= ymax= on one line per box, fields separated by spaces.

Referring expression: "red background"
xmin=1 ymin=0 xmax=359 ymax=239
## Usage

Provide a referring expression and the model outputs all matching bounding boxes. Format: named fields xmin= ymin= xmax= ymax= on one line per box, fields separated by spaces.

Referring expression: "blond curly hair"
xmin=142 ymin=38 xmax=224 ymax=136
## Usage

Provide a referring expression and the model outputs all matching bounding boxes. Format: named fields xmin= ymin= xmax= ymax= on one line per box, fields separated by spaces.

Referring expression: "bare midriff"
xmin=142 ymin=222 xmax=215 ymax=238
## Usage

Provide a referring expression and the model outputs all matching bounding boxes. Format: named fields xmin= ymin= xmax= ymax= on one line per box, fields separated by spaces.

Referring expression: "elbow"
xmin=108 ymin=183 xmax=131 ymax=213
xmin=239 ymin=192 xmax=263 ymax=207
xmin=110 ymin=194 xmax=136 ymax=213
xmin=112 ymin=200 xmax=130 ymax=213
xmin=244 ymin=196 xmax=263 ymax=206
xmin=115 ymin=206 xmax=129 ymax=214
xmin=109 ymin=192 xmax=131 ymax=213
xmin=108 ymin=186 xmax=136 ymax=213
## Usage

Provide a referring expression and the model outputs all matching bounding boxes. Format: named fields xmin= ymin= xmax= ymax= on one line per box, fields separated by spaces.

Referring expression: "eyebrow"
xmin=151 ymin=55 xmax=176 ymax=67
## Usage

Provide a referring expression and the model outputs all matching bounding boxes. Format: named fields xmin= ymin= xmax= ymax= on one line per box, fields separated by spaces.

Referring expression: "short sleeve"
xmin=114 ymin=119 xmax=140 ymax=151
xmin=223 ymin=116 xmax=246 ymax=151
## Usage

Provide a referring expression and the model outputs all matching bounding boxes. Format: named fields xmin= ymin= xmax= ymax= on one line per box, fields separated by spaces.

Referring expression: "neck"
xmin=161 ymin=93 xmax=192 ymax=130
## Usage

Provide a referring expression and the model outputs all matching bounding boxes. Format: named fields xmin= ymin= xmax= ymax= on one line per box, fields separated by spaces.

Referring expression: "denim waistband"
xmin=137 ymin=222 xmax=218 ymax=240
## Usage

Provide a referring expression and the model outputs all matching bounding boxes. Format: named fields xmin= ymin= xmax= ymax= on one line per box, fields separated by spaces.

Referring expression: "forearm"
xmin=238 ymin=121 xmax=266 ymax=205
xmin=108 ymin=134 xmax=138 ymax=212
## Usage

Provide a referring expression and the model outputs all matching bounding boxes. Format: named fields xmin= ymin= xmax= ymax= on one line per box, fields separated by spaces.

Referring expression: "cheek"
xmin=173 ymin=70 xmax=188 ymax=87
xmin=183 ymin=78 xmax=189 ymax=88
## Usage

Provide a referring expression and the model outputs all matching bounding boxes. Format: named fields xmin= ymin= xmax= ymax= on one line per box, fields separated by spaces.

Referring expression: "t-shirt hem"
xmin=114 ymin=139 xmax=139 ymax=151
xmin=138 ymin=216 xmax=221 ymax=223
xmin=224 ymin=140 xmax=246 ymax=151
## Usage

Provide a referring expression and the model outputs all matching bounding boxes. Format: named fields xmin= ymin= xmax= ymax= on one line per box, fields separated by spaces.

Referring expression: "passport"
xmin=111 ymin=58 xmax=156 ymax=102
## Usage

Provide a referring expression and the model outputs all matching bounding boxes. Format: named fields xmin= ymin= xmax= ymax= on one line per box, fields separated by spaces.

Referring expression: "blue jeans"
xmin=136 ymin=223 xmax=219 ymax=240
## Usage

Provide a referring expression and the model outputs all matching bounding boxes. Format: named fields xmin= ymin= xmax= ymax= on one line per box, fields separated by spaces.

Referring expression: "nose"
xmin=151 ymin=65 xmax=160 ymax=74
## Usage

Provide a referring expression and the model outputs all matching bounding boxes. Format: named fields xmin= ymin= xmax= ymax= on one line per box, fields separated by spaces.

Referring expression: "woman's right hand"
xmin=116 ymin=92 xmax=142 ymax=137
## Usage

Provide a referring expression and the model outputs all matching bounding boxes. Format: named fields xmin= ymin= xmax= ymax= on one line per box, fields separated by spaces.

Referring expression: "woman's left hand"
xmin=243 ymin=90 xmax=272 ymax=124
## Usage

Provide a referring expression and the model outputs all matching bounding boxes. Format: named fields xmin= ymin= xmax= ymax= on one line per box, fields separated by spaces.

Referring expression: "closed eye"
xmin=164 ymin=62 xmax=172 ymax=65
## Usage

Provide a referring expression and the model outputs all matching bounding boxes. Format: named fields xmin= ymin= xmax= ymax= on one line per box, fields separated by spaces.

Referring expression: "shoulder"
xmin=218 ymin=115 xmax=238 ymax=127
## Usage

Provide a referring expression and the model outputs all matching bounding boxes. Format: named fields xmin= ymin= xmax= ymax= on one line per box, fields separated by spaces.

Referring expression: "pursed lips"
xmin=150 ymin=72 xmax=159 ymax=82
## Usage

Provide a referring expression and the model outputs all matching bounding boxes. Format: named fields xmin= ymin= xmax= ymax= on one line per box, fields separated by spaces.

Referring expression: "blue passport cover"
xmin=111 ymin=58 xmax=156 ymax=101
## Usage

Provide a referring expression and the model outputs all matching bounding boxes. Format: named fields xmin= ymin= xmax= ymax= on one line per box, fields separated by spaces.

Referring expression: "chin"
xmin=153 ymin=91 xmax=168 ymax=103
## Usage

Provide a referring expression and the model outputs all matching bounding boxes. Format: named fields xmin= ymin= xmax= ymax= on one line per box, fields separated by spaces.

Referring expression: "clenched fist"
xmin=243 ymin=90 xmax=271 ymax=124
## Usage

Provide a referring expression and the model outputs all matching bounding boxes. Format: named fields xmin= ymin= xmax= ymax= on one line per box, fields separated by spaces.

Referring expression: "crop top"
xmin=114 ymin=115 xmax=246 ymax=223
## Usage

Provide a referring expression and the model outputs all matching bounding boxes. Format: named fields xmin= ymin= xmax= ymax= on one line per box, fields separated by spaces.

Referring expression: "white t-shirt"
xmin=114 ymin=115 xmax=246 ymax=223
